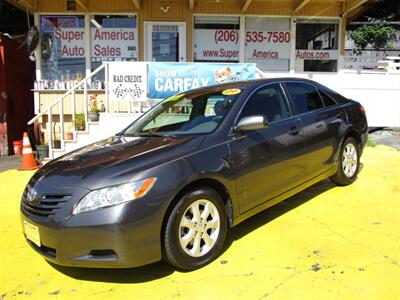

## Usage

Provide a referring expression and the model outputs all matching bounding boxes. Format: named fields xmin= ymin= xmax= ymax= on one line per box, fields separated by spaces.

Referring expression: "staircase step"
xmin=48 ymin=113 xmax=140 ymax=160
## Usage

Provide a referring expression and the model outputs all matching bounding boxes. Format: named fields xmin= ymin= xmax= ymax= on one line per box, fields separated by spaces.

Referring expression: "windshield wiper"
xmin=118 ymin=131 xmax=178 ymax=138
xmin=136 ymin=132 xmax=177 ymax=138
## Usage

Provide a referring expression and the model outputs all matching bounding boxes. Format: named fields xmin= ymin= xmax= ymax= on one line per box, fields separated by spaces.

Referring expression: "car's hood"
xmin=30 ymin=135 xmax=205 ymax=190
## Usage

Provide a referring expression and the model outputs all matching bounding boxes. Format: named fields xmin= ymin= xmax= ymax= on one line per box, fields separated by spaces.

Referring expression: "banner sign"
xmin=193 ymin=29 xmax=240 ymax=61
xmin=245 ymin=31 xmax=291 ymax=61
xmin=108 ymin=62 xmax=147 ymax=102
xmin=53 ymin=28 xmax=137 ymax=59
xmin=148 ymin=63 xmax=256 ymax=99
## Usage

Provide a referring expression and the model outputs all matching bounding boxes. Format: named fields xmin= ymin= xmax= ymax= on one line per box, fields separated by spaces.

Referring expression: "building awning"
xmin=7 ymin=0 xmax=377 ymax=20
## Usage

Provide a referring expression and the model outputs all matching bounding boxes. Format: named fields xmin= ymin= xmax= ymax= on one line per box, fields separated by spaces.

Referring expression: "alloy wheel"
xmin=178 ymin=199 xmax=220 ymax=257
xmin=342 ymin=143 xmax=358 ymax=177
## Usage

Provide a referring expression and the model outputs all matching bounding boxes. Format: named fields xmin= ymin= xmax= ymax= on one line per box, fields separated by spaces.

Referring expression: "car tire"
xmin=330 ymin=137 xmax=361 ymax=186
xmin=163 ymin=188 xmax=228 ymax=270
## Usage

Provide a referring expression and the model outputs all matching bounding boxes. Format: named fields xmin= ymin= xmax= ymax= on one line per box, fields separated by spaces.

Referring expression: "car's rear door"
xmin=228 ymin=83 xmax=307 ymax=214
xmin=282 ymin=81 xmax=346 ymax=179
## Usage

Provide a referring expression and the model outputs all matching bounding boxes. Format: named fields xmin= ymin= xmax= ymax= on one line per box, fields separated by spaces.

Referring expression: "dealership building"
xmin=19 ymin=0 xmax=356 ymax=76
xmin=0 ymin=0 xmax=399 ymax=158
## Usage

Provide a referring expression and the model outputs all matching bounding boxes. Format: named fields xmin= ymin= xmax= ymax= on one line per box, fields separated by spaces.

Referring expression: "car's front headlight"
xmin=72 ymin=177 xmax=156 ymax=215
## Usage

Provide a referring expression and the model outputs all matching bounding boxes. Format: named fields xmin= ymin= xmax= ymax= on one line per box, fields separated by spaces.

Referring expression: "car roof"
xmin=183 ymin=77 xmax=322 ymax=97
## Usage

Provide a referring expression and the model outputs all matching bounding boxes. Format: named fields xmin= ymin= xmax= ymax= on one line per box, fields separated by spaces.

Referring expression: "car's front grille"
xmin=22 ymin=193 xmax=71 ymax=218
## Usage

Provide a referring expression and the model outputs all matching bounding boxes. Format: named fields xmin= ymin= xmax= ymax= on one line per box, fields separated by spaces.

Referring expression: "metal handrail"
xmin=28 ymin=63 xmax=106 ymax=159
xmin=28 ymin=63 xmax=106 ymax=125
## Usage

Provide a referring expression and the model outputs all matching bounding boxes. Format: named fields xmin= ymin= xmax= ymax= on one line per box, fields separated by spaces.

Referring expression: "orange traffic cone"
xmin=18 ymin=132 xmax=39 ymax=171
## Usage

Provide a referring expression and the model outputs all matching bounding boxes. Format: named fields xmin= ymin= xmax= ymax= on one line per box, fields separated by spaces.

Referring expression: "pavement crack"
xmin=259 ymin=270 xmax=306 ymax=299
xmin=295 ymin=211 xmax=355 ymax=244
xmin=383 ymin=255 xmax=399 ymax=267
xmin=87 ymin=288 xmax=115 ymax=297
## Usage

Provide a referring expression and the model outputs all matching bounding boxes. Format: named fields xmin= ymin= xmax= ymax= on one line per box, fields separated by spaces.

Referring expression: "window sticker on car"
xmin=165 ymin=94 xmax=185 ymax=102
xmin=222 ymin=88 xmax=241 ymax=96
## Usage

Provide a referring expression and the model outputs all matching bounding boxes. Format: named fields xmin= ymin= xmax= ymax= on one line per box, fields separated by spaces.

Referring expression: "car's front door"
xmin=283 ymin=81 xmax=346 ymax=179
xmin=228 ymin=83 xmax=307 ymax=214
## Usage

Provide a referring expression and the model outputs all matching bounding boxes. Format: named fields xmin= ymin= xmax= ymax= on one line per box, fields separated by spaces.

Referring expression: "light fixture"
xmin=66 ymin=0 xmax=77 ymax=11
xmin=161 ymin=0 xmax=170 ymax=13
xmin=161 ymin=5 xmax=170 ymax=13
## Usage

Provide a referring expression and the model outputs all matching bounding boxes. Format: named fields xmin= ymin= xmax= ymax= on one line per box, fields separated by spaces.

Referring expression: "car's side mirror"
xmin=234 ymin=115 xmax=268 ymax=132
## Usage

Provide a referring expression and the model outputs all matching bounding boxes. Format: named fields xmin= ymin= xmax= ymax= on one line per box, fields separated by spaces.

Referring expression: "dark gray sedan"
xmin=21 ymin=78 xmax=368 ymax=270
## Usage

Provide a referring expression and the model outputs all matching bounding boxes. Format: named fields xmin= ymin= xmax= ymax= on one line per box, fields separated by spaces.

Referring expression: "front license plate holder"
xmin=23 ymin=220 xmax=41 ymax=247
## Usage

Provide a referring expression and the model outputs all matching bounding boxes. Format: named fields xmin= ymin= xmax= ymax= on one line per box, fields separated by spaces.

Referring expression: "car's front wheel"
xmin=163 ymin=188 xmax=228 ymax=270
xmin=330 ymin=137 xmax=361 ymax=186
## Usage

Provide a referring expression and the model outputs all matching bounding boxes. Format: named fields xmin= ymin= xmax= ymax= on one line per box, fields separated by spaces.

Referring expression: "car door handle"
xmin=288 ymin=126 xmax=301 ymax=135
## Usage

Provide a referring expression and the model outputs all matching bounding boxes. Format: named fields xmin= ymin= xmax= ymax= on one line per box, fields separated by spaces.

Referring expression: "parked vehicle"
xmin=21 ymin=78 xmax=368 ymax=270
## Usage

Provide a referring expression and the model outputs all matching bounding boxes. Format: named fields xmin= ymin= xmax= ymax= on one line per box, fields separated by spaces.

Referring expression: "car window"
xmin=240 ymin=84 xmax=291 ymax=123
xmin=143 ymin=95 xmax=224 ymax=131
xmin=284 ymin=82 xmax=324 ymax=114
xmin=318 ymin=89 xmax=337 ymax=106
xmin=124 ymin=90 xmax=238 ymax=136
xmin=317 ymin=85 xmax=348 ymax=103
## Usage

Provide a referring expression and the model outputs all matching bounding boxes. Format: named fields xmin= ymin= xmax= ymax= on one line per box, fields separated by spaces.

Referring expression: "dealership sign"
xmin=193 ymin=29 xmax=240 ymax=61
xmin=148 ymin=63 xmax=256 ymax=99
xmin=108 ymin=62 xmax=147 ymax=102
xmin=91 ymin=28 xmax=136 ymax=58
xmin=53 ymin=28 xmax=137 ymax=59
xmin=54 ymin=28 xmax=85 ymax=57
xmin=295 ymin=50 xmax=339 ymax=60
xmin=245 ymin=31 xmax=291 ymax=61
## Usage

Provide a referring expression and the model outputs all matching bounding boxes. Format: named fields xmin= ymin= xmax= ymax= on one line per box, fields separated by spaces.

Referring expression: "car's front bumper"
xmin=21 ymin=192 xmax=165 ymax=268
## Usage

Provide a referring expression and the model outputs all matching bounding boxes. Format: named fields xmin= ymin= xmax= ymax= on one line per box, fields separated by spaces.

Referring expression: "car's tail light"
xmin=359 ymin=105 xmax=366 ymax=116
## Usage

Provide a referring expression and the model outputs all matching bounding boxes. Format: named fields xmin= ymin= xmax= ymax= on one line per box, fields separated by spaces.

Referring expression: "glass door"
xmin=144 ymin=22 xmax=186 ymax=62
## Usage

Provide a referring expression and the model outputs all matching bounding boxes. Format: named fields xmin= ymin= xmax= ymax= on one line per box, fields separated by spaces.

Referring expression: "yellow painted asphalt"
xmin=0 ymin=146 xmax=399 ymax=300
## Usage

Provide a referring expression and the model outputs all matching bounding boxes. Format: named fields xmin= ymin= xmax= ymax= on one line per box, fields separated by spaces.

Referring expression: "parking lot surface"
xmin=0 ymin=145 xmax=399 ymax=300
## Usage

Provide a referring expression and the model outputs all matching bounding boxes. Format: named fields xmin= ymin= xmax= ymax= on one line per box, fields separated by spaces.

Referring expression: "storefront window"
xmin=295 ymin=19 xmax=339 ymax=72
xmin=40 ymin=15 xmax=85 ymax=83
xmin=193 ymin=16 xmax=240 ymax=63
xmin=245 ymin=17 xmax=291 ymax=71
xmin=90 ymin=15 xmax=137 ymax=81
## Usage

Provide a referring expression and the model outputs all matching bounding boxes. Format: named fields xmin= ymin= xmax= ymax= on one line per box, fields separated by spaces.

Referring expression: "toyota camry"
xmin=21 ymin=78 xmax=368 ymax=270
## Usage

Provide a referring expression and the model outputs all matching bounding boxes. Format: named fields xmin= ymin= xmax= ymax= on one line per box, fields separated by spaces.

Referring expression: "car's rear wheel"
xmin=330 ymin=137 xmax=360 ymax=186
xmin=163 ymin=188 xmax=228 ymax=270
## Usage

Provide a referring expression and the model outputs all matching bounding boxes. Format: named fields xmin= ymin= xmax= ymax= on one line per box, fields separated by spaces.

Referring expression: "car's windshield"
xmin=123 ymin=89 xmax=241 ymax=137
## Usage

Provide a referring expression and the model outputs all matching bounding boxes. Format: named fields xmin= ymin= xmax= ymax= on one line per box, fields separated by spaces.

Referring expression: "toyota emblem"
xmin=27 ymin=187 xmax=38 ymax=204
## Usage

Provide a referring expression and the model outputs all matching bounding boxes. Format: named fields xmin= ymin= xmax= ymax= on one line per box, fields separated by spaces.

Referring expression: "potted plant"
xmin=73 ymin=113 xmax=85 ymax=131
xmin=53 ymin=140 xmax=61 ymax=149
xmin=88 ymin=94 xmax=100 ymax=122
xmin=33 ymin=121 xmax=48 ymax=159
xmin=65 ymin=131 xmax=74 ymax=140
xmin=36 ymin=143 xmax=49 ymax=159
xmin=52 ymin=122 xmax=61 ymax=149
